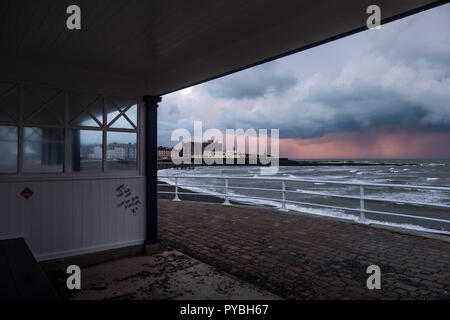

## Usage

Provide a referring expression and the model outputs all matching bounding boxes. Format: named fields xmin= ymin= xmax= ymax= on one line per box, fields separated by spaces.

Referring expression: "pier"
xmin=157 ymin=161 xmax=195 ymax=170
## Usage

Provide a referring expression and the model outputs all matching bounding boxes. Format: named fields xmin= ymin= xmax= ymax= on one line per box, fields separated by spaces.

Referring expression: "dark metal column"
xmin=143 ymin=95 xmax=162 ymax=244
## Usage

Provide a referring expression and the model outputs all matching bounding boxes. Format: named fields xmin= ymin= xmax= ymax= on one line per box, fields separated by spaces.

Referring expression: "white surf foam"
xmin=158 ymin=169 xmax=450 ymax=235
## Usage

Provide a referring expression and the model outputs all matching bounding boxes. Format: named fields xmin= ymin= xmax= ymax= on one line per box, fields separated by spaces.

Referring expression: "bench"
xmin=0 ymin=238 xmax=58 ymax=300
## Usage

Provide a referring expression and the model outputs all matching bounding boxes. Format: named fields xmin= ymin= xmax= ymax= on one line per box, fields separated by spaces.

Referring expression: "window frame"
xmin=0 ymin=80 xmax=141 ymax=177
xmin=22 ymin=126 xmax=65 ymax=174
xmin=0 ymin=124 xmax=19 ymax=174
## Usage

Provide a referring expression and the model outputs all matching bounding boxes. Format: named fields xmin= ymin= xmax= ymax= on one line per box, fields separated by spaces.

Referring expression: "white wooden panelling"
xmin=0 ymin=177 xmax=146 ymax=261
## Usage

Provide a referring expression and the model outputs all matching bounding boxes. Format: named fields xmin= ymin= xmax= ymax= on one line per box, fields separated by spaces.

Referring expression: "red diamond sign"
xmin=20 ymin=187 xmax=34 ymax=200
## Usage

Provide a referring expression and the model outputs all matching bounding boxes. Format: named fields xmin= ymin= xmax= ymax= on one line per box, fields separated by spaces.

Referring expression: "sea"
xmin=158 ymin=159 xmax=450 ymax=234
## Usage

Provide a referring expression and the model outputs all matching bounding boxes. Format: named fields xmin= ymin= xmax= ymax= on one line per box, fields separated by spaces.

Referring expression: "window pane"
xmin=88 ymin=100 xmax=104 ymax=126
xmin=70 ymin=92 xmax=103 ymax=127
xmin=109 ymin=96 xmax=135 ymax=112
xmin=68 ymin=130 xmax=103 ymax=172
xmin=72 ymin=112 xmax=99 ymax=127
xmin=23 ymin=86 xmax=64 ymax=125
xmin=107 ymin=97 xmax=137 ymax=129
xmin=0 ymin=83 xmax=19 ymax=122
xmin=125 ymin=104 xmax=138 ymax=126
xmin=106 ymin=99 xmax=121 ymax=125
xmin=0 ymin=126 xmax=18 ymax=173
xmin=106 ymin=132 xmax=137 ymax=171
xmin=23 ymin=127 xmax=64 ymax=173
xmin=109 ymin=115 xmax=134 ymax=129
xmin=109 ymin=104 xmax=137 ymax=129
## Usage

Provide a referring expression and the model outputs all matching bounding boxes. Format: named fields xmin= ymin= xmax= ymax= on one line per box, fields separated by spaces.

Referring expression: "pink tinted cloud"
xmin=280 ymin=129 xmax=450 ymax=159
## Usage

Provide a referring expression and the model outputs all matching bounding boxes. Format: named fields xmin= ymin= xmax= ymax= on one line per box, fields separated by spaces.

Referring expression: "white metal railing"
xmin=157 ymin=175 xmax=450 ymax=226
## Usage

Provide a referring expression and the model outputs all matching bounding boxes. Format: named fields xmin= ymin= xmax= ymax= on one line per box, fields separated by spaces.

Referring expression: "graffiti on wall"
xmin=116 ymin=184 xmax=142 ymax=216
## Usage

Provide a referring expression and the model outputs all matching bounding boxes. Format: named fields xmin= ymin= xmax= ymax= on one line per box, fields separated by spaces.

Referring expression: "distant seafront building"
xmin=174 ymin=140 xmax=247 ymax=161
xmin=158 ymin=142 xmax=246 ymax=161
xmin=157 ymin=146 xmax=173 ymax=159
xmin=181 ymin=140 xmax=223 ymax=159
xmin=87 ymin=146 xmax=102 ymax=160
xmin=225 ymin=149 xmax=246 ymax=160
xmin=160 ymin=139 xmax=267 ymax=164
xmin=107 ymin=142 xmax=137 ymax=161
xmin=80 ymin=144 xmax=102 ymax=160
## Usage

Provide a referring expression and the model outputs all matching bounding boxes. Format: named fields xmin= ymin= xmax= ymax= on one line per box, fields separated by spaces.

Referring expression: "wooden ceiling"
xmin=0 ymin=0 xmax=445 ymax=96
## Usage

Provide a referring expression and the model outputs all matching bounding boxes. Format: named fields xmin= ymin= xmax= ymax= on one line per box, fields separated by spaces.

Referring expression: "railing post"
xmin=223 ymin=177 xmax=231 ymax=206
xmin=280 ymin=180 xmax=288 ymax=211
xmin=359 ymin=185 xmax=366 ymax=223
xmin=173 ymin=177 xmax=181 ymax=201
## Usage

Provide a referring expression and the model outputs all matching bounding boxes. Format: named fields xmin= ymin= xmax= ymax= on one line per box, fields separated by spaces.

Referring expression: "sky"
xmin=158 ymin=4 xmax=450 ymax=159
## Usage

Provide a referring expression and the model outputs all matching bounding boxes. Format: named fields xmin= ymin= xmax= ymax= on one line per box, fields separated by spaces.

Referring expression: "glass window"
xmin=107 ymin=97 xmax=137 ymax=129
xmin=69 ymin=92 xmax=103 ymax=127
xmin=109 ymin=114 xmax=134 ymax=129
xmin=125 ymin=104 xmax=138 ymax=127
xmin=23 ymin=86 xmax=64 ymax=125
xmin=109 ymin=104 xmax=137 ymax=129
xmin=0 ymin=85 xmax=140 ymax=175
xmin=0 ymin=83 xmax=19 ymax=122
xmin=23 ymin=127 xmax=64 ymax=173
xmin=106 ymin=102 xmax=121 ymax=125
xmin=106 ymin=132 xmax=137 ymax=171
xmin=68 ymin=130 xmax=103 ymax=172
xmin=0 ymin=126 xmax=18 ymax=173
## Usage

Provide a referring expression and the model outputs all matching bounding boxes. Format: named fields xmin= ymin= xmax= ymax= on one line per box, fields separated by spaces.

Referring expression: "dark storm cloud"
xmin=213 ymin=69 xmax=450 ymax=140
xmin=303 ymin=82 xmax=429 ymax=133
xmin=204 ymin=63 xmax=297 ymax=100
xmin=210 ymin=5 xmax=450 ymax=139
xmin=159 ymin=4 xmax=450 ymax=144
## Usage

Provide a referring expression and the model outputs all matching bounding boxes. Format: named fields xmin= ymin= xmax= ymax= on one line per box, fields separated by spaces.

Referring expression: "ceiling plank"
xmin=0 ymin=0 xmax=445 ymax=96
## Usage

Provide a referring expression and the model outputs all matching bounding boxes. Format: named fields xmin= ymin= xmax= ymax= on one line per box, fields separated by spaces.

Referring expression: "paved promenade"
xmin=159 ymin=200 xmax=450 ymax=299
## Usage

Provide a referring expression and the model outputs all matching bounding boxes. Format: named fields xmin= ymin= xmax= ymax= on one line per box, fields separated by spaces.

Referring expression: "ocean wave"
xmin=288 ymin=175 xmax=351 ymax=181
xmin=158 ymin=170 xmax=449 ymax=235
xmin=421 ymin=163 xmax=445 ymax=167
xmin=373 ymin=190 xmax=448 ymax=204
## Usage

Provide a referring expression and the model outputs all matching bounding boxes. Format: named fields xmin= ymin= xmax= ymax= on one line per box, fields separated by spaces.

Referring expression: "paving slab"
xmin=159 ymin=200 xmax=450 ymax=299
xmin=69 ymin=249 xmax=280 ymax=300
